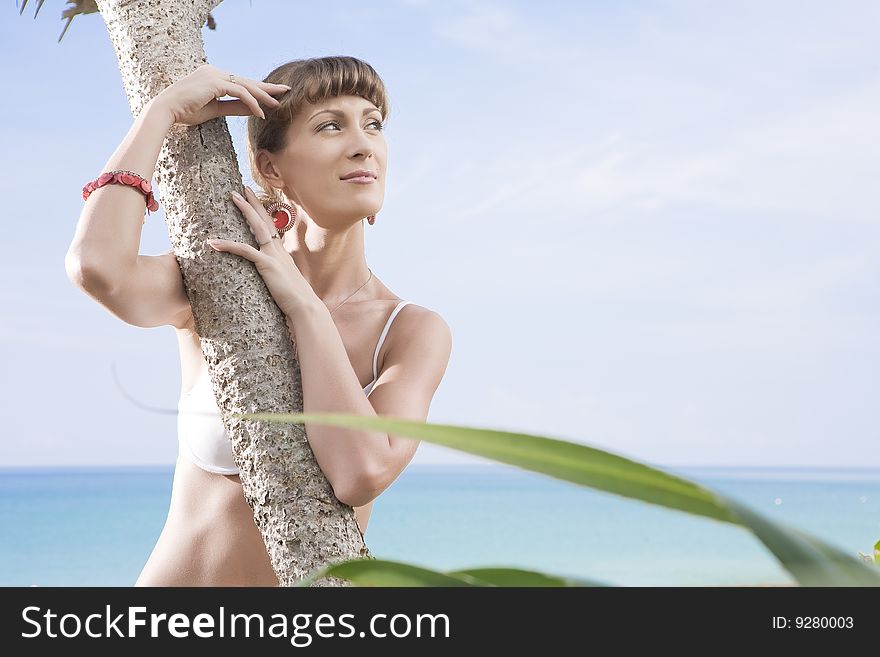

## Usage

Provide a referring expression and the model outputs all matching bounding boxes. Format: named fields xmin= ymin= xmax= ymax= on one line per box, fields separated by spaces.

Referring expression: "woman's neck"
xmin=285 ymin=226 xmax=372 ymax=306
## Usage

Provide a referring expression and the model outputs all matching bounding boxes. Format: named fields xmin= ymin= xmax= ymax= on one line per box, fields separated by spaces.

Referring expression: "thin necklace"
xmin=328 ymin=268 xmax=373 ymax=315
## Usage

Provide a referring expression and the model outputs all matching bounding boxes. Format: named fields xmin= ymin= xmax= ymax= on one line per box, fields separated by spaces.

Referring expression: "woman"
xmin=65 ymin=57 xmax=453 ymax=586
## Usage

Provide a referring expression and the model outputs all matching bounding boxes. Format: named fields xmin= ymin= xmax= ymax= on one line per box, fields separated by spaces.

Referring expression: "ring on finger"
xmin=257 ymin=232 xmax=281 ymax=247
xmin=216 ymin=73 xmax=237 ymax=101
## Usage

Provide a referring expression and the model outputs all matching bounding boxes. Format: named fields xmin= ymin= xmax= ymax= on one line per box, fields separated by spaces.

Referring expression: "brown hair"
xmin=245 ymin=56 xmax=391 ymax=206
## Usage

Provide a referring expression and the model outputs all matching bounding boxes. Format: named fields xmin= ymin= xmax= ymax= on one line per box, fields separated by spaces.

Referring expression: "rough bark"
xmin=95 ymin=0 xmax=371 ymax=586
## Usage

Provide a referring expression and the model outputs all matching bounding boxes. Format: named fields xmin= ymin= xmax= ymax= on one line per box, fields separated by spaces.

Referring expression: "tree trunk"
xmin=95 ymin=0 xmax=371 ymax=586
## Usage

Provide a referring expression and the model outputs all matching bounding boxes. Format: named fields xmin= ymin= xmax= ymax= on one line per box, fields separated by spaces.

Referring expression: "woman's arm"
xmin=64 ymin=97 xmax=174 ymax=296
xmin=288 ymin=303 xmax=452 ymax=508
xmin=287 ymin=303 xmax=390 ymax=507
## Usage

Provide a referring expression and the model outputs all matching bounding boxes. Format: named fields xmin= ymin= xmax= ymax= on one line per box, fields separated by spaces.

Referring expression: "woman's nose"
xmin=350 ymin=128 xmax=376 ymax=155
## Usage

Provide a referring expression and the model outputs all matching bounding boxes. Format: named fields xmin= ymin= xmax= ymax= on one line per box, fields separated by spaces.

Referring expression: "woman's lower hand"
xmin=206 ymin=186 xmax=319 ymax=319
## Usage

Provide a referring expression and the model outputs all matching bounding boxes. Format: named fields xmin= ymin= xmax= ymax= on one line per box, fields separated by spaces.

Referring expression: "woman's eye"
xmin=318 ymin=120 xmax=385 ymax=131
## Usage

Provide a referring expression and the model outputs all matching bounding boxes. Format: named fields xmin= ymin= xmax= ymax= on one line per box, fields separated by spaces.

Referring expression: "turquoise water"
xmin=1 ymin=464 xmax=878 ymax=586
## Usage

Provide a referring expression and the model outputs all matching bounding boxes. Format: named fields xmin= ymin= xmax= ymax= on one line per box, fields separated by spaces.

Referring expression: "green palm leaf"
xmin=294 ymin=558 xmax=491 ymax=587
xmin=295 ymin=559 xmax=609 ymax=587
xmin=447 ymin=567 xmax=606 ymax=587
xmin=238 ymin=411 xmax=880 ymax=587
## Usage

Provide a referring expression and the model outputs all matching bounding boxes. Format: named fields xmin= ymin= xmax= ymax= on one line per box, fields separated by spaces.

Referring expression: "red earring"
xmin=367 ymin=214 xmax=376 ymax=225
xmin=264 ymin=201 xmax=297 ymax=235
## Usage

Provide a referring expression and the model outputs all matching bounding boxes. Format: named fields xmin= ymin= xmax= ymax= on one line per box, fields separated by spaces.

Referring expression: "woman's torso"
xmin=136 ymin=290 xmax=408 ymax=586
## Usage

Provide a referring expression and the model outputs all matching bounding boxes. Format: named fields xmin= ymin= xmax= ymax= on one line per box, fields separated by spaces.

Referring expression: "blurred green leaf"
xmin=447 ymin=567 xmax=606 ymax=587
xmin=294 ymin=558 xmax=492 ymax=587
xmin=295 ymin=558 xmax=609 ymax=587
xmin=239 ymin=411 xmax=880 ymax=587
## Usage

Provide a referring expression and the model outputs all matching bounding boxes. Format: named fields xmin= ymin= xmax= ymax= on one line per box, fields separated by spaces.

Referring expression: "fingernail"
xmin=207 ymin=239 xmax=220 ymax=247
xmin=231 ymin=191 xmax=242 ymax=199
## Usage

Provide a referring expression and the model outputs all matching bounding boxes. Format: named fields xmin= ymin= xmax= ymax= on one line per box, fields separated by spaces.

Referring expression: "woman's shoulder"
xmin=382 ymin=297 xmax=436 ymax=321
xmin=360 ymin=292 xmax=446 ymax=343
xmin=380 ymin=301 xmax=452 ymax=381
xmin=387 ymin=300 xmax=451 ymax=343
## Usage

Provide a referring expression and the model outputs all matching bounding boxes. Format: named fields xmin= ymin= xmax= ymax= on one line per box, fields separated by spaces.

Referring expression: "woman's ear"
xmin=255 ymin=149 xmax=285 ymax=189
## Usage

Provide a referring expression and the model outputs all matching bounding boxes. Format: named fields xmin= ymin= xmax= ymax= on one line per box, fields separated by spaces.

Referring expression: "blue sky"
xmin=2 ymin=0 xmax=878 ymax=468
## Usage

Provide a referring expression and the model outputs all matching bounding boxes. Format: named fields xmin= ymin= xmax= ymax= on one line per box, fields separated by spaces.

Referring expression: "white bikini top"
xmin=177 ymin=300 xmax=411 ymax=475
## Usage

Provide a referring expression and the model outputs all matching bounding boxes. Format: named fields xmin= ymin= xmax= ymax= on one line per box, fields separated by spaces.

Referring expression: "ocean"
xmin=1 ymin=464 xmax=878 ymax=586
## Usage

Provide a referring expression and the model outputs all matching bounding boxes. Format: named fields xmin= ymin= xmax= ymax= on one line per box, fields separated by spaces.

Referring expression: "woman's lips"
xmin=341 ymin=176 xmax=376 ymax=184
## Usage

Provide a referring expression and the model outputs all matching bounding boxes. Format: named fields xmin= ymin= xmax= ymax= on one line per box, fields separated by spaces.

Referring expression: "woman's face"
xmin=259 ymin=94 xmax=387 ymax=228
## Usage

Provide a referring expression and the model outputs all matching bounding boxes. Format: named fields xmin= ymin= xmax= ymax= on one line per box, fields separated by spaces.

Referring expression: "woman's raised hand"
xmin=153 ymin=64 xmax=291 ymax=127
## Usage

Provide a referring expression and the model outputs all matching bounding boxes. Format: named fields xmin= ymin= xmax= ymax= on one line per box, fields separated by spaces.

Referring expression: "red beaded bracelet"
xmin=82 ymin=169 xmax=159 ymax=216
